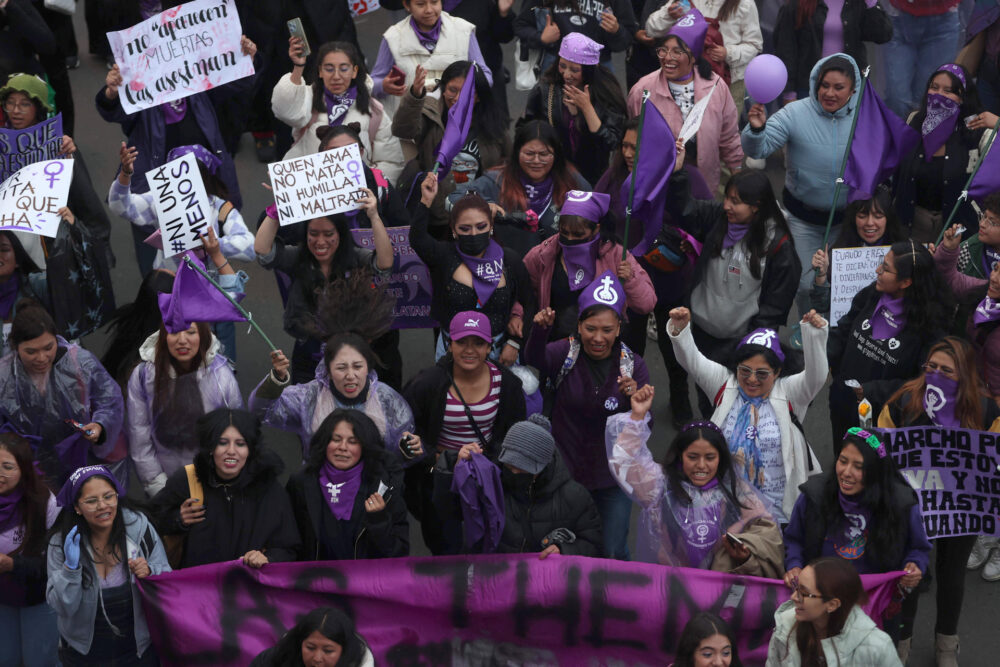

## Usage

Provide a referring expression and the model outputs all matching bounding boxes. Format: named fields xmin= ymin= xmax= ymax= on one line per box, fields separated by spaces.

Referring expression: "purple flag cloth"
xmin=974 ymin=295 xmax=1000 ymax=325
xmin=843 ymin=81 xmax=920 ymax=202
xmin=620 ymin=98 xmax=676 ymax=255
xmin=457 ymin=240 xmax=504 ymax=307
xmin=452 ymin=453 xmax=505 ymax=553
xmin=969 ymin=131 xmax=1000 ymax=199
xmin=434 ymin=63 xmax=476 ymax=178
xmin=967 ymin=0 xmax=1000 ymax=38
xmin=921 ymin=94 xmax=960 ymax=162
xmin=318 ymin=461 xmax=364 ymax=521
xmin=157 ymin=252 xmax=246 ymax=333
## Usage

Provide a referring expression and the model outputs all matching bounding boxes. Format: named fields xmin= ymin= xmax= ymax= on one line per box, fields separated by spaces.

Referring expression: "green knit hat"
xmin=0 ymin=74 xmax=53 ymax=113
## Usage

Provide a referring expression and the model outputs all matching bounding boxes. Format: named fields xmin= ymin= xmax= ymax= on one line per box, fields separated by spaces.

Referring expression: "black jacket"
xmin=403 ymin=358 xmax=526 ymax=459
xmin=151 ymin=449 xmax=301 ymax=568
xmin=496 ymin=454 xmax=603 ymax=556
xmin=774 ymin=0 xmax=892 ymax=95
xmin=286 ymin=453 xmax=409 ymax=561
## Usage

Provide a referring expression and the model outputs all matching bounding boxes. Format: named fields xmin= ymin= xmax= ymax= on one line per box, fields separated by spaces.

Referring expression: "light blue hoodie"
xmin=741 ymin=53 xmax=863 ymax=215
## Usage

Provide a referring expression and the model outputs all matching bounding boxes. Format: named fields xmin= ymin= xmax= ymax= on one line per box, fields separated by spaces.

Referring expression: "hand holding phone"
xmin=724 ymin=531 xmax=744 ymax=547
xmin=287 ymin=18 xmax=311 ymax=59
xmin=65 ymin=419 xmax=94 ymax=437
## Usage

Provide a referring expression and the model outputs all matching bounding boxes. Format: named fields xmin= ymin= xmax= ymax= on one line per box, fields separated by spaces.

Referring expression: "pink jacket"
xmin=522 ymin=235 xmax=656 ymax=314
xmin=627 ymin=69 xmax=743 ymax=194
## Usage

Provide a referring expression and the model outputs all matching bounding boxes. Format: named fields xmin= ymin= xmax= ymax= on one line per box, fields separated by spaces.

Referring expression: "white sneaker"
xmin=967 ymin=536 xmax=996 ymax=569
xmin=983 ymin=546 xmax=1000 ymax=581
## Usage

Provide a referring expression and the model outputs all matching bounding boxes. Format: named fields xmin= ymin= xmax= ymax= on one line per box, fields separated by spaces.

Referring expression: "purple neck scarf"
xmin=559 ymin=237 xmax=600 ymax=290
xmin=521 ymin=175 xmax=553 ymax=215
xmin=921 ymin=93 xmax=960 ymax=162
xmin=161 ymin=98 xmax=187 ymax=125
xmin=410 ymin=17 xmax=442 ymax=52
xmin=924 ymin=371 xmax=960 ymax=427
xmin=869 ymin=294 xmax=906 ymax=340
xmin=457 ymin=240 xmax=505 ymax=306
xmin=318 ymin=461 xmax=364 ymax=521
xmin=835 ymin=491 xmax=871 ymax=559
xmin=139 ymin=0 xmax=162 ymax=20
xmin=0 ymin=274 xmax=20 ymax=320
xmin=0 ymin=487 xmax=24 ymax=533
xmin=324 ymin=87 xmax=357 ymax=126
xmin=722 ymin=223 xmax=750 ymax=250
xmin=974 ymin=295 xmax=1000 ymax=325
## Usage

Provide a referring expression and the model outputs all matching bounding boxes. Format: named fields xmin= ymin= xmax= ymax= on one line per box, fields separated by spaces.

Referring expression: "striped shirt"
xmin=437 ymin=363 xmax=502 ymax=451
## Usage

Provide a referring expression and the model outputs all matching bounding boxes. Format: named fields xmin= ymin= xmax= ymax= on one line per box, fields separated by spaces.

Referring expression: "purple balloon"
xmin=744 ymin=54 xmax=788 ymax=105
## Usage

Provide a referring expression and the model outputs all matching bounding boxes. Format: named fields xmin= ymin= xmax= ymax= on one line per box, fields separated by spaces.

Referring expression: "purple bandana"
xmin=983 ymin=245 xmax=1000 ymax=276
xmin=974 ymin=295 xmax=1000 ymax=325
xmin=0 ymin=486 xmax=24 ymax=533
xmin=921 ymin=93 xmax=960 ymax=162
xmin=924 ymin=371 xmax=960 ymax=427
xmin=324 ymin=86 xmax=357 ymax=126
xmin=738 ymin=328 xmax=785 ymax=362
xmin=161 ymin=98 xmax=187 ymax=125
xmin=578 ymin=270 xmax=626 ymax=316
xmin=0 ymin=273 xmax=20 ymax=320
xmin=318 ymin=460 xmax=364 ymax=521
xmin=521 ymin=175 xmax=553 ymax=215
xmin=410 ymin=17 xmax=442 ymax=52
xmin=936 ymin=64 xmax=967 ymax=88
xmin=560 ymin=236 xmax=600 ymax=290
xmin=55 ymin=465 xmax=125 ymax=508
xmin=834 ymin=491 xmax=871 ymax=560
xmin=457 ymin=240 xmax=505 ymax=306
xmin=166 ymin=144 xmax=222 ymax=175
xmin=869 ymin=294 xmax=906 ymax=340
xmin=722 ymin=223 xmax=749 ymax=249
xmin=559 ymin=32 xmax=603 ymax=66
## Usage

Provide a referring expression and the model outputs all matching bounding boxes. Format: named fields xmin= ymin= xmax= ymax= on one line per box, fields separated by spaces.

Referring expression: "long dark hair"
xmin=265 ymin=606 xmax=369 ymax=667
xmin=192 ymin=408 xmax=263 ymax=485
xmin=101 ymin=269 xmax=174 ymax=386
xmin=661 ymin=424 xmax=746 ymax=509
xmin=886 ymin=240 xmax=951 ymax=335
xmin=311 ymin=42 xmax=372 ymax=117
xmin=152 ymin=321 xmax=212 ymax=413
xmin=820 ymin=433 xmax=910 ymax=571
xmin=197 ymin=161 xmax=230 ymax=202
xmin=707 ymin=170 xmax=791 ymax=280
xmin=792 ymin=557 xmax=867 ymax=664
xmin=440 ymin=61 xmax=509 ymax=146
xmin=0 ymin=231 xmax=41 ymax=277
xmin=294 ymin=216 xmax=361 ymax=300
xmin=654 ymin=34 xmax=713 ymax=82
xmin=0 ymin=432 xmax=51 ymax=556
xmin=499 ymin=120 xmax=579 ymax=214
xmin=833 ymin=187 xmax=907 ymax=249
xmin=674 ymin=611 xmax=743 ymax=667
xmin=540 ymin=59 xmax=627 ymax=120
xmin=911 ymin=64 xmax=982 ymax=142
xmin=305 ymin=410 xmax=385 ymax=475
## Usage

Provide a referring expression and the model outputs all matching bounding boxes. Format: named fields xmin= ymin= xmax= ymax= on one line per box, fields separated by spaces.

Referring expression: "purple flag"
xmin=157 ymin=252 xmax=246 ymax=333
xmin=843 ymin=81 xmax=920 ymax=202
xmin=969 ymin=132 xmax=1000 ymax=199
xmin=434 ymin=63 xmax=476 ymax=178
xmin=620 ymin=97 xmax=676 ymax=255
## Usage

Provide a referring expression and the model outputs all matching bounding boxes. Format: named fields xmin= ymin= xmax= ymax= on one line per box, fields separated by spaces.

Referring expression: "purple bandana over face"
xmin=974 ymin=295 xmax=1000 ymax=325
xmin=318 ymin=460 xmax=364 ymax=520
xmin=924 ymin=371 xmax=960 ymax=427
xmin=521 ymin=175 xmax=553 ymax=215
xmin=161 ymin=98 xmax=187 ymax=125
xmin=722 ymin=223 xmax=749 ymax=249
xmin=0 ymin=486 xmax=24 ymax=533
xmin=869 ymin=294 xmax=906 ymax=340
xmin=324 ymin=87 xmax=357 ymax=126
xmin=921 ymin=93 xmax=960 ymax=162
xmin=457 ymin=240 xmax=505 ymax=306
xmin=559 ymin=236 xmax=600 ymax=290
xmin=834 ymin=492 xmax=871 ymax=560
xmin=410 ymin=17 xmax=442 ymax=52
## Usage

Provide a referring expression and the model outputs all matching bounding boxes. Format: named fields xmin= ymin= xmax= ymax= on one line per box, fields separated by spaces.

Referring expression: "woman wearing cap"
xmin=629 ymin=9 xmax=743 ymax=195
xmin=0 ymin=431 xmax=61 ymax=666
xmin=606 ymin=386 xmax=784 ymax=574
xmin=523 ymin=190 xmax=655 ymax=341
xmin=877 ymin=337 xmax=1000 ymax=661
xmin=527 ymin=271 xmax=650 ymax=559
xmin=46 ymin=465 xmax=170 ymax=666
xmin=416 ymin=173 xmax=536 ymax=367
xmin=456 ymin=413 xmax=602 ymax=557
xmin=666 ymin=307 xmax=827 ymax=523
xmin=522 ymin=33 xmax=627 ymax=185
xmin=782 ymin=428 xmax=929 ymax=659
xmin=403 ymin=311 xmax=525 ymax=555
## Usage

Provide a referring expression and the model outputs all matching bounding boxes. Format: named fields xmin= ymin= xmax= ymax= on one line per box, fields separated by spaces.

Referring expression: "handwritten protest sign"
xmin=268 ymin=144 xmax=366 ymax=226
xmin=679 ymin=81 xmax=718 ymax=143
xmin=138 ymin=555 xmax=902 ymax=667
xmin=0 ymin=114 xmax=63 ymax=182
xmin=106 ymin=0 xmax=254 ymax=114
xmin=882 ymin=426 xmax=1000 ymax=538
xmin=0 ymin=159 xmax=75 ymax=237
xmin=830 ymin=245 xmax=888 ymax=326
xmin=350 ymin=0 xmax=381 ymax=16
xmin=351 ymin=226 xmax=436 ymax=329
xmin=150 ymin=152 xmax=212 ymax=257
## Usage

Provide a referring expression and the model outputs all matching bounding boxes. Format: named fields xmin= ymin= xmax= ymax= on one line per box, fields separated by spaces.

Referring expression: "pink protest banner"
xmin=138 ymin=554 xmax=902 ymax=666
xmin=106 ymin=0 xmax=254 ymax=114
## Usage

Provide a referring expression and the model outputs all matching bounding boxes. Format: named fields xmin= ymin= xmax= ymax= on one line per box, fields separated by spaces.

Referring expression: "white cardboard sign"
xmin=151 ymin=152 xmax=213 ymax=257
xmin=830 ymin=245 xmax=889 ymax=326
xmin=267 ymin=144 xmax=367 ymax=226
xmin=0 ymin=158 xmax=75 ymax=238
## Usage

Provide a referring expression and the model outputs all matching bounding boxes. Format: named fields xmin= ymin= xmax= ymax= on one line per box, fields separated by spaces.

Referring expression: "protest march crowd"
xmin=2 ymin=0 xmax=1000 ymax=665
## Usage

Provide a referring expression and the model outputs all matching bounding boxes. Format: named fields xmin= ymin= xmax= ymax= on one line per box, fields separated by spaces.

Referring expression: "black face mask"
xmin=456 ymin=231 xmax=491 ymax=255
xmin=559 ymin=234 xmax=594 ymax=246
xmin=501 ymin=467 xmax=535 ymax=493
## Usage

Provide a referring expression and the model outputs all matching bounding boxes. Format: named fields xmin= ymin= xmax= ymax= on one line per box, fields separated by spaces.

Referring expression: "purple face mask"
xmin=923 ymin=371 xmax=960 ymax=427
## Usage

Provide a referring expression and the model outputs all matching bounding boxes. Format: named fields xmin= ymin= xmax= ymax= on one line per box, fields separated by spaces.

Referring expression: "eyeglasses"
xmin=980 ymin=212 xmax=1000 ymax=229
xmin=791 ymin=587 xmax=826 ymax=601
xmin=79 ymin=492 xmax=118 ymax=509
xmin=737 ymin=366 xmax=774 ymax=382
xmin=656 ymin=47 xmax=688 ymax=58
xmin=321 ymin=64 xmax=355 ymax=75
xmin=923 ymin=361 xmax=957 ymax=377
xmin=520 ymin=150 xmax=554 ymax=163
xmin=3 ymin=99 xmax=34 ymax=112
xmin=876 ymin=259 xmax=897 ymax=275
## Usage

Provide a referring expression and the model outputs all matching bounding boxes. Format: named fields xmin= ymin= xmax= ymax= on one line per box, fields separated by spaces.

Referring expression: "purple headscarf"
xmin=55 ymin=465 xmax=125 ymax=508
xmin=166 ymin=144 xmax=223 ymax=175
